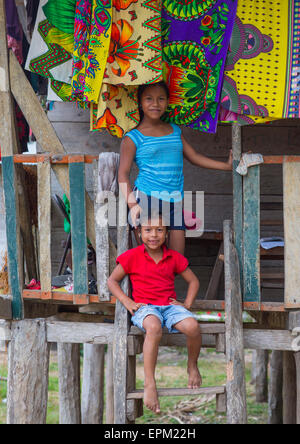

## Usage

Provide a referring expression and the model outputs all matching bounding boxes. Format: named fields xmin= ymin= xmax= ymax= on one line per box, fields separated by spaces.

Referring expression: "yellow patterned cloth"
xmin=91 ymin=84 xmax=139 ymax=137
xmin=91 ymin=0 xmax=163 ymax=135
xmin=220 ymin=0 xmax=300 ymax=124
xmin=84 ymin=0 xmax=113 ymax=103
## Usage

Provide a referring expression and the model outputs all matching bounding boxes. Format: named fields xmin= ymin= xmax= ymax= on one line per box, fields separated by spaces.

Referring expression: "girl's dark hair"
xmin=137 ymin=81 xmax=170 ymax=122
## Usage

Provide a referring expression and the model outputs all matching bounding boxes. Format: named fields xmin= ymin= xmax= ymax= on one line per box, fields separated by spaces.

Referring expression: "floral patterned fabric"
xmin=90 ymin=0 xmax=163 ymax=135
xmin=161 ymin=0 xmax=237 ymax=134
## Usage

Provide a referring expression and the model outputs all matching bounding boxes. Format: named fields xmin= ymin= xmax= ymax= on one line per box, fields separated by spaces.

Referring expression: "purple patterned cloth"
xmin=162 ymin=0 xmax=237 ymax=134
xmin=5 ymin=0 xmax=23 ymax=41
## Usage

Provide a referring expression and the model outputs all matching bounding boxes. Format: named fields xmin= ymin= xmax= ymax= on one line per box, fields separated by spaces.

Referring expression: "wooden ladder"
xmin=113 ymin=219 xmax=248 ymax=424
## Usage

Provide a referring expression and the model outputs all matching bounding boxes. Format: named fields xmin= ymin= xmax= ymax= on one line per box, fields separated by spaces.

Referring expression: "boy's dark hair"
xmin=139 ymin=209 xmax=169 ymax=230
xmin=137 ymin=81 xmax=170 ymax=122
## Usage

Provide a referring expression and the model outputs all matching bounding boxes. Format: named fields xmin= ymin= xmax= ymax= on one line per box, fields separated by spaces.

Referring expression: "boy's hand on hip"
xmin=170 ymin=298 xmax=191 ymax=310
xmin=125 ymin=299 xmax=146 ymax=316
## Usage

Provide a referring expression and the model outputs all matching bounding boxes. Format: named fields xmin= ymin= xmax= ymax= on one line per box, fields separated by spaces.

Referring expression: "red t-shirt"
xmin=116 ymin=244 xmax=189 ymax=306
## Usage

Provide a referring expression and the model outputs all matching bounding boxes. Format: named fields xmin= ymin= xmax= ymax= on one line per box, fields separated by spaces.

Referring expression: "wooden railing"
xmin=232 ymin=133 xmax=300 ymax=309
xmin=1 ymin=153 xmax=121 ymax=319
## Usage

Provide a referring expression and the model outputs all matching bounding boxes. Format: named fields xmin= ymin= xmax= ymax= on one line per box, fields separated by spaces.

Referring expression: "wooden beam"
xmin=224 ymin=220 xmax=247 ymax=424
xmin=94 ymin=160 xmax=110 ymax=301
xmin=127 ymin=386 xmax=226 ymax=399
xmin=232 ymin=123 xmax=243 ymax=287
xmin=7 ymin=319 xmax=50 ymax=424
xmin=283 ymin=162 xmax=300 ymax=307
xmin=69 ymin=157 xmax=88 ymax=298
xmin=38 ymin=157 xmax=52 ymax=299
xmin=243 ymin=165 xmax=261 ymax=303
xmin=81 ymin=344 xmax=105 ymax=424
xmin=46 ymin=321 xmax=114 ymax=344
xmin=113 ymin=197 xmax=130 ymax=424
xmin=58 ymin=343 xmax=81 ymax=424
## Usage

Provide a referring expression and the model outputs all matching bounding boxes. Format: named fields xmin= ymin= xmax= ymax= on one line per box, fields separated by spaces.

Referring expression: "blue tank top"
xmin=126 ymin=124 xmax=184 ymax=202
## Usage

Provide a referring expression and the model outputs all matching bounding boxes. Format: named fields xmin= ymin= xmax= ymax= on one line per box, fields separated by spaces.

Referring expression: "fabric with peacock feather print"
xmin=161 ymin=0 xmax=237 ymax=134
xmin=220 ymin=0 xmax=300 ymax=125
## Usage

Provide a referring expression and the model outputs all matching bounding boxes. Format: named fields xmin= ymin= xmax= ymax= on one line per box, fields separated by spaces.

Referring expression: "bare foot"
xmin=144 ymin=382 xmax=161 ymax=414
xmin=188 ymin=365 xmax=202 ymax=389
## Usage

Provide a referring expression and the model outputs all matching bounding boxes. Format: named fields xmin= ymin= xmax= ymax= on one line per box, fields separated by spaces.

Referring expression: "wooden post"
xmin=0 ymin=0 xmax=22 ymax=319
xmin=232 ymin=123 xmax=243 ymax=287
xmin=81 ymin=344 xmax=105 ymax=424
xmin=255 ymin=350 xmax=269 ymax=403
xmin=106 ymin=344 xmax=114 ymax=424
xmin=113 ymin=193 xmax=130 ymax=424
xmin=294 ymin=352 xmax=300 ymax=424
xmin=94 ymin=160 xmax=110 ymax=301
xmin=283 ymin=162 xmax=300 ymax=308
xmin=283 ymin=351 xmax=297 ymax=424
xmin=38 ymin=156 xmax=52 ymax=300
xmin=58 ymin=343 xmax=81 ymax=424
xmin=69 ymin=156 xmax=88 ymax=302
xmin=243 ymin=165 xmax=261 ymax=303
xmin=7 ymin=320 xmax=50 ymax=424
xmin=224 ymin=220 xmax=247 ymax=424
xmin=268 ymin=351 xmax=283 ymax=424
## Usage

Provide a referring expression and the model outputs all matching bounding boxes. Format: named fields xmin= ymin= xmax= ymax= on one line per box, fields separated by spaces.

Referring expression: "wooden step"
xmin=127 ymin=386 xmax=226 ymax=400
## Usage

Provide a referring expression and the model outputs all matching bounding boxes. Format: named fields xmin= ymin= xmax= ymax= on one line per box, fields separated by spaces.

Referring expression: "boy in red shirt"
xmin=107 ymin=213 xmax=202 ymax=414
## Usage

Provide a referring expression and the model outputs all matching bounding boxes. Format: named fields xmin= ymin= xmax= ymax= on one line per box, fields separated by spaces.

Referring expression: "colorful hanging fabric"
xmin=161 ymin=0 xmax=237 ymax=134
xmin=25 ymin=0 xmax=75 ymax=89
xmin=90 ymin=84 xmax=139 ymax=137
xmin=83 ymin=0 xmax=113 ymax=103
xmin=220 ymin=0 xmax=300 ymax=124
xmin=71 ymin=0 xmax=92 ymax=99
xmin=104 ymin=0 xmax=163 ymax=85
xmin=90 ymin=0 xmax=163 ymax=135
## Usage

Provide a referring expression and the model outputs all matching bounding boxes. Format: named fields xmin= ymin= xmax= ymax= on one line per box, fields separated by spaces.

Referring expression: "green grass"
xmin=0 ymin=349 xmax=268 ymax=424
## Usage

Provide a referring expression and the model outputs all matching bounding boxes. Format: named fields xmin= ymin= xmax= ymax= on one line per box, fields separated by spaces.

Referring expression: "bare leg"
xmin=173 ymin=317 xmax=202 ymax=388
xmin=168 ymin=230 xmax=185 ymax=255
xmin=143 ymin=315 xmax=162 ymax=413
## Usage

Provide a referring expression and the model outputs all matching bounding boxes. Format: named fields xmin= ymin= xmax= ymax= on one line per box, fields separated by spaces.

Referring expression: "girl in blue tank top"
xmin=118 ymin=81 xmax=232 ymax=255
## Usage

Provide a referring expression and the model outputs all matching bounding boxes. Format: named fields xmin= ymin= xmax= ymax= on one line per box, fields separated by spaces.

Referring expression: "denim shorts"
xmin=129 ymin=188 xmax=186 ymax=231
xmin=131 ymin=304 xmax=196 ymax=333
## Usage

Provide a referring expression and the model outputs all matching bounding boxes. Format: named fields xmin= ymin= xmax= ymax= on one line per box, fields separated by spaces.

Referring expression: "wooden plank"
xmin=113 ymin=197 xmax=130 ymax=424
xmin=283 ymin=162 xmax=300 ymax=307
xmin=38 ymin=157 xmax=52 ymax=298
xmin=69 ymin=158 xmax=88 ymax=297
xmin=58 ymin=343 xmax=81 ymax=424
xmin=232 ymin=123 xmax=243 ymax=288
xmin=243 ymin=329 xmax=294 ymax=351
xmin=127 ymin=386 xmax=226 ymax=399
xmin=7 ymin=319 xmax=50 ymax=424
xmin=268 ymin=351 xmax=283 ymax=424
xmin=46 ymin=321 xmax=114 ymax=344
xmin=295 ymin=352 xmax=300 ymax=424
xmin=283 ymin=351 xmax=297 ymax=424
xmin=224 ymin=219 xmax=247 ymax=424
xmin=94 ymin=160 xmax=110 ymax=301
xmin=81 ymin=344 xmax=105 ymax=424
xmin=243 ymin=165 xmax=261 ymax=303
xmin=1 ymin=157 xmax=23 ymax=319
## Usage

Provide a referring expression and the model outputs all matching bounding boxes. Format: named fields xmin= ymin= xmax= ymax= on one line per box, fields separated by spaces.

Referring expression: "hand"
xmin=129 ymin=203 xmax=142 ymax=228
xmin=226 ymin=149 xmax=233 ymax=170
xmin=124 ymin=299 xmax=146 ymax=316
xmin=169 ymin=298 xmax=191 ymax=310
